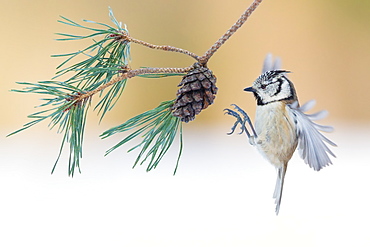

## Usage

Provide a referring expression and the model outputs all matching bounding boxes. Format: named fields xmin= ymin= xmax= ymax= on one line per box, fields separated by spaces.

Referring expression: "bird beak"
xmin=244 ymin=86 xmax=256 ymax=93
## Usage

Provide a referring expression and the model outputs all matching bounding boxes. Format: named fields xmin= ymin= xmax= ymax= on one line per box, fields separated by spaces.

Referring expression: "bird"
xmin=224 ymin=54 xmax=336 ymax=215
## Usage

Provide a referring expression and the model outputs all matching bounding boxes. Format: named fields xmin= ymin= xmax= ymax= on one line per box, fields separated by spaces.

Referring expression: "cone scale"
xmin=172 ymin=64 xmax=218 ymax=122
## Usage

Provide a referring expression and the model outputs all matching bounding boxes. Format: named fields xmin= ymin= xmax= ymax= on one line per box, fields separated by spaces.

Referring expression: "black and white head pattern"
xmin=250 ymin=70 xmax=297 ymax=106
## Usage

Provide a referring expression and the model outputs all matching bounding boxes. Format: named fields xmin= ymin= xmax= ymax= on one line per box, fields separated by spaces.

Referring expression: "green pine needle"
xmin=7 ymin=81 xmax=90 ymax=176
xmin=52 ymin=101 xmax=90 ymax=176
xmin=9 ymin=8 xmax=187 ymax=176
xmin=52 ymin=8 xmax=131 ymax=120
xmin=101 ymin=100 xmax=183 ymax=174
xmin=8 ymin=8 xmax=130 ymax=175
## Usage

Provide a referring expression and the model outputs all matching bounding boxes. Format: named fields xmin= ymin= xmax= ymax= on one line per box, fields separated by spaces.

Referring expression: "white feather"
xmin=273 ymin=166 xmax=287 ymax=215
xmin=262 ymin=53 xmax=273 ymax=73
xmin=287 ymin=101 xmax=337 ymax=171
xmin=299 ymin=99 xmax=315 ymax=112
xmin=306 ymin=110 xmax=328 ymax=121
xmin=262 ymin=53 xmax=282 ymax=73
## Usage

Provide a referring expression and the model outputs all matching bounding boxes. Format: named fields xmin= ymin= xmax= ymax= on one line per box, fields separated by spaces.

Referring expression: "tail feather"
xmin=273 ymin=164 xmax=287 ymax=215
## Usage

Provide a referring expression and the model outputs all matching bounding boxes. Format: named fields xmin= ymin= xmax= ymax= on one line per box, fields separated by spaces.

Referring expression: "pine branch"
xmin=7 ymin=81 xmax=90 ymax=176
xmin=71 ymin=65 xmax=194 ymax=103
xmin=121 ymin=34 xmax=200 ymax=61
xmin=199 ymin=0 xmax=263 ymax=64
xmin=9 ymin=1 xmax=264 ymax=175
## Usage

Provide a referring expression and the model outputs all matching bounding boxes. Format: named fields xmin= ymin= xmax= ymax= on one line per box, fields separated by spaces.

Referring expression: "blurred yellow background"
xmin=1 ymin=0 xmax=370 ymax=134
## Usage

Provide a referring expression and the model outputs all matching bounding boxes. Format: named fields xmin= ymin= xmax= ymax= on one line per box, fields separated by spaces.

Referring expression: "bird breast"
xmin=254 ymin=101 xmax=298 ymax=167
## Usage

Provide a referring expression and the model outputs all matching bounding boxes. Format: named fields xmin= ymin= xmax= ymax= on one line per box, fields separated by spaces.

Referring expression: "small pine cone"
xmin=172 ymin=65 xmax=218 ymax=122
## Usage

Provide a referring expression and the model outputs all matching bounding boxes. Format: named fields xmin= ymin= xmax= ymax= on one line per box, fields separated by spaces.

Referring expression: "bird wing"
xmin=262 ymin=53 xmax=282 ymax=73
xmin=287 ymin=100 xmax=336 ymax=171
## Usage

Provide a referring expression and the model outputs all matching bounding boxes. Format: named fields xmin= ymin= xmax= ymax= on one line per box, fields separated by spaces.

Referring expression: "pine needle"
xmin=101 ymin=100 xmax=183 ymax=174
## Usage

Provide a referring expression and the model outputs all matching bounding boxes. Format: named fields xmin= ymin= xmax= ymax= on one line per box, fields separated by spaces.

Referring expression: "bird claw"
xmin=230 ymin=104 xmax=252 ymax=124
xmin=224 ymin=104 xmax=254 ymax=137
xmin=224 ymin=108 xmax=245 ymax=135
xmin=224 ymin=104 xmax=257 ymax=139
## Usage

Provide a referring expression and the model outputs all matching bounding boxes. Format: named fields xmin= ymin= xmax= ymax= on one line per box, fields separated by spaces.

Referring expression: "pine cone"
xmin=172 ymin=64 xmax=217 ymax=122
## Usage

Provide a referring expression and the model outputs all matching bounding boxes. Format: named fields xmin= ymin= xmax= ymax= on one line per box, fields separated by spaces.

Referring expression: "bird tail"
xmin=273 ymin=164 xmax=287 ymax=215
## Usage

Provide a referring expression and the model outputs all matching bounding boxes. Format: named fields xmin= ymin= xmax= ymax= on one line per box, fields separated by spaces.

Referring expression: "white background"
xmin=1 ymin=124 xmax=369 ymax=247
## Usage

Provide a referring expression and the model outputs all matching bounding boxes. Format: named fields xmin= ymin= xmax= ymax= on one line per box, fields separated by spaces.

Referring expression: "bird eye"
xmin=261 ymin=84 xmax=266 ymax=89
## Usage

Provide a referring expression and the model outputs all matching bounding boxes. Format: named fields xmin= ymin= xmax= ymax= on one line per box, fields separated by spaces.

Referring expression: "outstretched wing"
xmin=287 ymin=100 xmax=336 ymax=171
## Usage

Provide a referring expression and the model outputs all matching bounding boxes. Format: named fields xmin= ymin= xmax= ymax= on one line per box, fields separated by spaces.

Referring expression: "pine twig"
xmin=123 ymin=34 xmax=200 ymax=61
xmin=199 ymin=0 xmax=263 ymax=64
xmin=72 ymin=65 xmax=195 ymax=103
xmin=9 ymin=1 xmax=265 ymax=175
xmin=111 ymin=0 xmax=264 ymax=65
xmin=73 ymin=0 xmax=264 ymax=103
